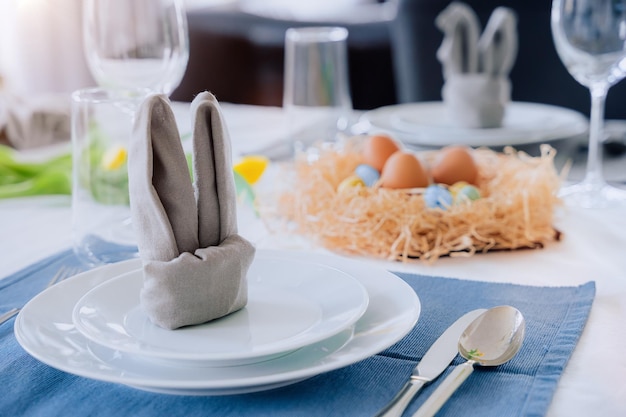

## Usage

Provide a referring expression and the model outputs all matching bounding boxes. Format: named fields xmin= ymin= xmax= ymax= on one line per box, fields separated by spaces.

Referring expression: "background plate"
xmin=361 ymin=101 xmax=588 ymax=147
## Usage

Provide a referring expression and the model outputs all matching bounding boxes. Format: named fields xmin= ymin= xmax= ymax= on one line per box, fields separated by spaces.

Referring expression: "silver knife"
xmin=374 ymin=308 xmax=487 ymax=417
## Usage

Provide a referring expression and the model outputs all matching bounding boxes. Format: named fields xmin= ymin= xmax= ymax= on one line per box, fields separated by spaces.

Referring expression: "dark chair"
xmin=390 ymin=0 xmax=626 ymax=119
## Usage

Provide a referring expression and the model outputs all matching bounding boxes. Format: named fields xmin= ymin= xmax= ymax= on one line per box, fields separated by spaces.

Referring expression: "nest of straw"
xmin=261 ymin=140 xmax=562 ymax=263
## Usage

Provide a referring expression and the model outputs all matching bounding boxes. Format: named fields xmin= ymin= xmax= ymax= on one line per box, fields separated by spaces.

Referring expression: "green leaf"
xmin=0 ymin=168 xmax=71 ymax=199
xmin=0 ymin=144 xmax=73 ymax=198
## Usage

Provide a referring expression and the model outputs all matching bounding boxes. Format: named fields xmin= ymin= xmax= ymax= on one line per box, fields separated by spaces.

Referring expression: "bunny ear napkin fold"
xmin=436 ymin=2 xmax=518 ymax=128
xmin=128 ymin=91 xmax=255 ymax=330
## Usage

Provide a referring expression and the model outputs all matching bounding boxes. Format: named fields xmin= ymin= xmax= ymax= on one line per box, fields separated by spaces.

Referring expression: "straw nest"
xmin=258 ymin=139 xmax=562 ymax=264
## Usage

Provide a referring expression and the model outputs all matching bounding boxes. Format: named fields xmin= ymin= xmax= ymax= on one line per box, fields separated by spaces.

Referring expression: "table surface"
xmin=1 ymin=102 xmax=626 ymax=416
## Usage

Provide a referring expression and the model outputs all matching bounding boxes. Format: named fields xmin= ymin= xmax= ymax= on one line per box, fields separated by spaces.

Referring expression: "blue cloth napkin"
xmin=0 ymin=249 xmax=595 ymax=417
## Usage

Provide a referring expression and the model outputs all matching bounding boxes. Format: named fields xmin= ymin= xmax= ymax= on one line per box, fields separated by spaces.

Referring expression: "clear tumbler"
xmin=283 ymin=26 xmax=352 ymax=150
xmin=71 ymin=87 xmax=147 ymax=266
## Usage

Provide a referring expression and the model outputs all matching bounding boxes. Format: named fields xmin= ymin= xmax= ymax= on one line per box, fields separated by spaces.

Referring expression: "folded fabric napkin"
xmin=436 ymin=2 xmax=518 ymax=128
xmin=0 ymin=92 xmax=71 ymax=149
xmin=2 ymin=247 xmax=594 ymax=417
xmin=128 ymin=92 xmax=255 ymax=330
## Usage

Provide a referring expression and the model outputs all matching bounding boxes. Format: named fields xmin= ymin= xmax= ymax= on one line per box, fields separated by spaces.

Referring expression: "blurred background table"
xmin=173 ymin=0 xmax=626 ymax=121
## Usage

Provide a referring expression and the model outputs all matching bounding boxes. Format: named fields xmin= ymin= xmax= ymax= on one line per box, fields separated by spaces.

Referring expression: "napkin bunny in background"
xmin=436 ymin=2 xmax=518 ymax=128
xmin=128 ymin=91 xmax=255 ymax=330
xmin=0 ymin=92 xmax=71 ymax=149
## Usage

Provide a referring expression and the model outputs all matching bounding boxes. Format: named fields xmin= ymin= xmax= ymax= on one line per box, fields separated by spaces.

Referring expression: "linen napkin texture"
xmin=0 ymin=92 xmax=71 ymax=149
xmin=2 ymin=248 xmax=595 ymax=417
xmin=436 ymin=3 xmax=518 ymax=128
xmin=128 ymin=91 xmax=255 ymax=330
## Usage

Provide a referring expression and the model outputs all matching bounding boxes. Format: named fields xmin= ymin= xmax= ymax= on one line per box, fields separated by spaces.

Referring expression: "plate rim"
xmin=14 ymin=250 xmax=421 ymax=394
xmin=70 ymin=256 xmax=370 ymax=363
xmin=361 ymin=101 xmax=588 ymax=147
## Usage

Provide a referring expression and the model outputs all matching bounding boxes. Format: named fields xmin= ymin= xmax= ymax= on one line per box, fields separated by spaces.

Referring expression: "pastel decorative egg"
xmin=455 ymin=184 xmax=481 ymax=203
xmin=362 ymin=134 xmax=401 ymax=172
xmin=338 ymin=175 xmax=365 ymax=192
xmin=355 ymin=164 xmax=380 ymax=187
xmin=431 ymin=146 xmax=479 ymax=185
xmin=424 ymin=184 xmax=453 ymax=209
xmin=448 ymin=181 xmax=469 ymax=198
xmin=380 ymin=151 xmax=429 ymax=189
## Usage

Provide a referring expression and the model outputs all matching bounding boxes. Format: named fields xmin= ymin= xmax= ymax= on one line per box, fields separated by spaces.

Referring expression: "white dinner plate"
xmin=361 ymin=101 xmax=588 ymax=147
xmin=14 ymin=250 xmax=421 ymax=395
xmin=71 ymin=255 xmax=369 ymax=365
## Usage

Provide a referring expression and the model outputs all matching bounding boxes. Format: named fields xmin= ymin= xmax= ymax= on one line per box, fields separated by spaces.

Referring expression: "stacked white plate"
xmin=15 ymin=250 xmax=421 ymax=395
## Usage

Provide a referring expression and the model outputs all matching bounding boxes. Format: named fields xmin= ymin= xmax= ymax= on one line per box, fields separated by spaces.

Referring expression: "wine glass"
xmin=551 ymin=0 xmax=626 ymax=208
xmin=82 ymin=0 xmax=189 ymax=96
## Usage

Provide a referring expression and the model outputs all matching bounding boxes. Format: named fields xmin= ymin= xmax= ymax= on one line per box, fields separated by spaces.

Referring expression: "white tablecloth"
xmin=1 ymin=103 xmax=625 ymax=416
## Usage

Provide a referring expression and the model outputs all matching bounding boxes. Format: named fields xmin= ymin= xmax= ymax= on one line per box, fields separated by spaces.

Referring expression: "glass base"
xmin=74 ymin=235 xmax=138 ymax=267
xmin=559 ymin=180 xmax=626 ymax=209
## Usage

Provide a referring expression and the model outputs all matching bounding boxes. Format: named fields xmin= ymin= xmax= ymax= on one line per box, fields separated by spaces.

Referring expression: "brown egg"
xmin=362 ymin=134 xmax=401 ymax=172
xmin=431 ymin=146 xmax=478 ymax=185
xmin=380 ymin=151 xmax=429 ymax=189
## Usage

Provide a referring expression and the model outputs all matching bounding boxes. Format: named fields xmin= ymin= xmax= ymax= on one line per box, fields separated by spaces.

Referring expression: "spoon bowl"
xmin=459 ymin=305 xmax=525 ymax=366
xmin=413 ymin=305 xmax=525 ymax=417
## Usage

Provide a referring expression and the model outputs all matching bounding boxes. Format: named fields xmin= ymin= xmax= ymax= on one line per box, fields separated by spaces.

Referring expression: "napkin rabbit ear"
xmin=435 ymin=2 xmax=481 ymax=76
xmin=129 ymin=93 xmax=199 ymax=262
xmin=190 ymin=92 xmax=238 ymax=249
xmin=478 ymin=7 xmax=518 ymax=76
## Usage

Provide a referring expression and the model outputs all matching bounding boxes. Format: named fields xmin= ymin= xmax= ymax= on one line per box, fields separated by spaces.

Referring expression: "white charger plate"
xmin=361 ymin=101 xmax=588 ymax=147
xmin=71 ymin=255 xmax=369 ymax=365
xmin=14 ymin=250 xmax=421 ymax=395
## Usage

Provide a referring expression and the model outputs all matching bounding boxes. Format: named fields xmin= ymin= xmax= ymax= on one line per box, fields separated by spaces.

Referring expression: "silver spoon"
xmin=412 ymin=305 xmax=525 ymax=417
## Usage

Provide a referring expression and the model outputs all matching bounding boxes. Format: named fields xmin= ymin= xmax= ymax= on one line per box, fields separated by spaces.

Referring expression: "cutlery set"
xmin=376 ymin=306 xmax=525 ymax=417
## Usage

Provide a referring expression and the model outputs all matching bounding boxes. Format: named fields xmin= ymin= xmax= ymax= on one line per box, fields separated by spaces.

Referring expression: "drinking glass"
xmin=283 ymin=27 xmax=352 ymax=152
xmin=82 ymin=0 xmax=189 ymax=95
xmin=71 ymin=87 xmax=149 ymax=266
xmin=551 ymin=0 xmax=626 ymax=208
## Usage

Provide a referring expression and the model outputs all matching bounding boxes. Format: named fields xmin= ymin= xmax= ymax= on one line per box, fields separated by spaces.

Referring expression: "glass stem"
xmin=584 ymin=85 xmax=608 ymax=189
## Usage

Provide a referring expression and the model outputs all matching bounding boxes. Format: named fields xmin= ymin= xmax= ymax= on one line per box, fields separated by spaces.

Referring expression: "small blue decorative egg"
xmin=355 ymin=164 xmax=381 ymax=187
xmin=424 ymin=184 xmax=453 ymax=209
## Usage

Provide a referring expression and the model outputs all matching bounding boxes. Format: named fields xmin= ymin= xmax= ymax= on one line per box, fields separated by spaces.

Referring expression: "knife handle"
xmin=411 ymin=361 xmax=475 ymax=417
xmin=374 ymin=378 xmax=426 ymax=417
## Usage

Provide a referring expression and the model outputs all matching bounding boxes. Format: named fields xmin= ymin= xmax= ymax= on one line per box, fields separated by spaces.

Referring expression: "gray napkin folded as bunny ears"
xmin=128 ymin=91 xmax=255 ymax=330
xmin=436 ymin=2 xmax=517 ymax=128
